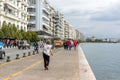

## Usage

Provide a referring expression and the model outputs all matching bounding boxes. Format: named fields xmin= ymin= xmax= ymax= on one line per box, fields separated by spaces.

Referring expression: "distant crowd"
xmin=63 ymin=40 xmax=78 ymax=50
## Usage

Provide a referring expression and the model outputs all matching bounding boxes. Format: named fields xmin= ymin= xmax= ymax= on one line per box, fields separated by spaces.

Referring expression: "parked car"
xmin=0 ymin=41 xmax=5 ymax=59
xmin=18 ymin=40 xmax=30 ymax=49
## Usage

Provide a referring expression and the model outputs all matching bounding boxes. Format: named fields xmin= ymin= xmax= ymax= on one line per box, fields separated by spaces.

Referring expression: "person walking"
xmin=43 ymin=40 xmax=53 ymax=70
xmin=73 ymin=40 xmax=77 ymax=50
xmin=66 ymin=40 xmax=71 ymax=50
xmin=33 ymin=41 xmax=39 ymax=53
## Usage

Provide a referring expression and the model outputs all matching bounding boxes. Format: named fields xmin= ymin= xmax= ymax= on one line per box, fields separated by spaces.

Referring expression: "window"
xmin=29 ymin=0 xmax=36 ymax=4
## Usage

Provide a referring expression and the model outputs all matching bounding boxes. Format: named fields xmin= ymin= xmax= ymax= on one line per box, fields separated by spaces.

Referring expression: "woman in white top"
xmin=43 ymin=40 xmax=53 ymax=70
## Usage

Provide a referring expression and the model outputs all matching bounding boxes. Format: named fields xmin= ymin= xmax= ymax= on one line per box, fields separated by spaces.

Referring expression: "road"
xmin=1 ymin=46 xmax=43 ymax=63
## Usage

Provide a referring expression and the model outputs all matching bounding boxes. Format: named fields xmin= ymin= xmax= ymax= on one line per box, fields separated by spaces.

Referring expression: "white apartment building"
xmin=64 ymin=20 xmax=69 ymax=39
xmin=0 ymin=0 xmax=28 ymax=31
xmin=69 ymin=25 xmax=74 ymax=39
xmin=27 ymin=0 xmax=50 ymax=36
xmin=53 ymin=12 xmax=64 ymax=39
xmin=49 ymin=6 xmax=55 ymax=36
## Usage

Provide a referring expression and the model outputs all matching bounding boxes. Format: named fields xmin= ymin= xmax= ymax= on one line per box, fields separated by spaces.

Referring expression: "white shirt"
xmin=43 ymin=44 xmax=52 ymax=56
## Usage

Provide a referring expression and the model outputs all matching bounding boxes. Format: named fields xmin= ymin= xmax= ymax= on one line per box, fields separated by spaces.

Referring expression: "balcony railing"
xmin=28 ymin=3 xmax=36 ymax=8
xmin=5 ymin=11 xmax=19 ymax=20
xmin=4 ymin=0 xmax=18 ymax=9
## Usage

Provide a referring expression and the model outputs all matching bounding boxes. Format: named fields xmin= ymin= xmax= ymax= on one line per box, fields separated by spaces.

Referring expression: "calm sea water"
xmin=81 ymin=43 xmax=120 ymax=80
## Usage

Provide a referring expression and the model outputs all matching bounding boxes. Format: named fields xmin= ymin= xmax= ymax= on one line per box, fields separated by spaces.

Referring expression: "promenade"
xmin=0 ymin=45 xmax=96 ymax=80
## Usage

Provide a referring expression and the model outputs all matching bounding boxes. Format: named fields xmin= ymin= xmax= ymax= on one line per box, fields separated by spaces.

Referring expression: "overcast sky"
xmin=49 ymin=0 xmax=120 ymax=39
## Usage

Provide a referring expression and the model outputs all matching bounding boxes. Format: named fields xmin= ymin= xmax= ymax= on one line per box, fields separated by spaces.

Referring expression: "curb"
xmin=78 ymin=45 xmax=96 ymax=80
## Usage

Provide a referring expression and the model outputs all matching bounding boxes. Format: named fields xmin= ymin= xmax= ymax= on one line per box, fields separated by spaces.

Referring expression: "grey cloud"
xmin=91 ymin=5 xmax=120 ymax=21
xmin=50 ymin=0 xmax=120 ymax=38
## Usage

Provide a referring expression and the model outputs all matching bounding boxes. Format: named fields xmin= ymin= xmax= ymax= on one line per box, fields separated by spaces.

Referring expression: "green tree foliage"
xmin=1 ymin=22 xmax=39 ymax=42
xmin=20 ymin=30 xmax=26 ymax=39
xmin=10 ymin=24 xmax=18 ymax=38
xmin=0 ymin=30 xmax=4 ymax=39
xmin=12 ymin=24 xmax=18 ymax=32
xmin=30 ymin=32 xmax=40 ymax=42
xmin=8 ymin=23 xmax=14 ymax=38
xmin=1 ymin=21 xmax=10 ymax=38
xmin=25 ymin=31 xmax=32 ymax=41
xmin=16 ymin=32 xmax=22 ymax=40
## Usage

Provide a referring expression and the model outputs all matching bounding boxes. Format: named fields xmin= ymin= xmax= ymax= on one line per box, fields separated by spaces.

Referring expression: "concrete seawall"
xmin=78 ymin=45 xmax=96 ymax=80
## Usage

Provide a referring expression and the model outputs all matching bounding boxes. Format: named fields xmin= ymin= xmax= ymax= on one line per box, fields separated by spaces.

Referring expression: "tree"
xmin=1 ymin=22 xmax=39 ymax=42
xmin=30 ymin=32 xmax=40 ymax=42
xmin=0 ymin=30 xmax=4 ymax=39
xmin=19 ymin=29 xmax=26 ymax=39
xmin=9 ymin=23 xmax=14 ymax=38
xmin=10 ymin=24 xmax=18 ymax=38
xmin=25 ymin=31 xmax=32 ymax=41
xmin=1 ymin=21 xmax=10 ymax=38
xmin=16 ymin=32 xmax=22 ymax=40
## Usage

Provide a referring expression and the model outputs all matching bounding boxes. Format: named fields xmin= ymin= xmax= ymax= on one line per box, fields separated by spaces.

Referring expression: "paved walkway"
xmin=0 ymin=45 xmax=96 ymax=80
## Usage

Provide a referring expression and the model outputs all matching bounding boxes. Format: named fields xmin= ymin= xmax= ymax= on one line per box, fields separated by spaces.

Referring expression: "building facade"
xmin=49 ymin=5 xmax=55 ymax=37
xmin=0 ymin=0 xmax=28 ymax=31
xmin=64 ymin=20 xmax=69 ymax=40
xmin=27 ymin=0 xmax=83 ymax=40
xmin=27 ymin=0 xmax=50 ymax=33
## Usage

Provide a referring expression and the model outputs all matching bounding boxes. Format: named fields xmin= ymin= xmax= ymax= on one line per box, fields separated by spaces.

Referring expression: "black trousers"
xmin=43 ymin=53 xmax=50 ymax=68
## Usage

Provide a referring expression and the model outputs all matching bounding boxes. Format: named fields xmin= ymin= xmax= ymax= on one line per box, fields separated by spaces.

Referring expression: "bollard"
xmin=16 ymin=54 xmax=20 ymax=59
xmin=33 ymin=51 xmax=35 ymax=55
xmin=23 ymin=53 xmax=26 ymax=57
xmin=28 ymin=52 xmax=31 ymax=56
xmin=6 ymin=56 xmax=11 ymax=62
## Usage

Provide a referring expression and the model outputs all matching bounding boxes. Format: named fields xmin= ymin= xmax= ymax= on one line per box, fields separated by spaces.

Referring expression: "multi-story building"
xmin=49 ymin=5 xmax=55 ymax=37
xmin=27 ymin=0 xmax=51 ymax=38
xmin=60 ymin=14 xmax=65 ymax=40
xmin=68 ymin=25 xmax=75 ymax=39
xmin=53 ymin=12 xmax=64 ymax=39
xmin=0 ymin=0 xmax=28 ymax=31
xmin=64 ymin=20 xmax=69 ymax=39
xmin=27 ymin=0 xmax=36 ymax=31
xmin=27 ymin=0 xmax=83 ymax=40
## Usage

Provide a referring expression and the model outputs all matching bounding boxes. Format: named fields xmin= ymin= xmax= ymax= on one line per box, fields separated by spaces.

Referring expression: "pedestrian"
xmin=43 ymin=40 xmax=53 ymax=70
xmin=73 ymin=40 xmax=77 ymax=50
xmin=39 ymin=41 xmax=44 ymax=48
xmin=70 ymin=40 xmax=73 ymax=50
xmin=63 ymin=41 xmax=67 ymax=49
xmin=33 ymin=41 xmax=39 ymax=52
xmin=66 ymin=40 xmax=71 ymax=50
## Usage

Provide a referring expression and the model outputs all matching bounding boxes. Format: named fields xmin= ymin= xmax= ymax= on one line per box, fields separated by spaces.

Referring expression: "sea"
xmin=81 ymin=43 xmax=120 ymax=80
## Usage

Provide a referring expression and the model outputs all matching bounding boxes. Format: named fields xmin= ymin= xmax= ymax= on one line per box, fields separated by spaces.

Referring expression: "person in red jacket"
xmin=73 ymin=40 xmax=77 ymax=50
xmin=66 ymin=40 xmax=71 ymax=50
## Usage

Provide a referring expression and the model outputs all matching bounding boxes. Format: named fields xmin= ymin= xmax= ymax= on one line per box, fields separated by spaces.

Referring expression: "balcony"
xmin=5 ymin=12 xmax=19 ymax=21
xmin=27 ymin=20 xmax=36 ymax=24
xmin=42 ymin=22 xmax=49 ymax=29
xmin=42 ymin=15 xmax=49 ymax=21
xmin=28 ymin=3 xmax=36 ymax=8
xmin=4 ymin=0 xmax=18 ymax=10
xmin=42 ymin=7 xmax=49 ymax=15
xmin=28 ymin=12 xmax=36 ymax=16
xmin=42 ymin=20 xmax=49 ymax=26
